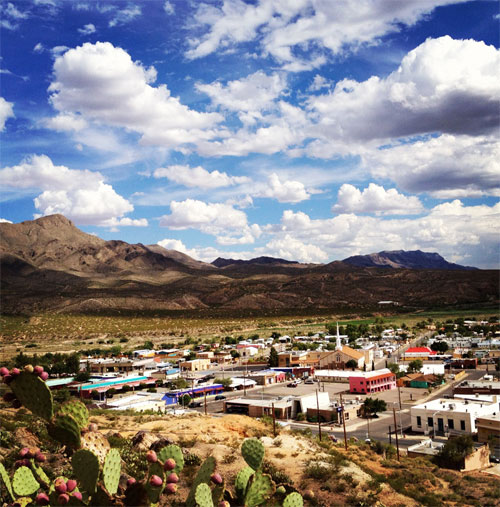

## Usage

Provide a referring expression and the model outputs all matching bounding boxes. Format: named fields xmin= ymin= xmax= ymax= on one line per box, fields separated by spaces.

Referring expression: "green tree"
xmin=435 ymin=435 xmax=474 ymax=469
xmin=362 ymin=398 xmax=387 ymax=418
xmin=387 ymin=363 xmax=400 ymax=375
xmin=180 ymin=394 xmax=191 ymax=407
xmin=143 ymin=340 xmax=154 ymax=349
xmin=431 ymin=341 xmax=449 ymax=353
xmin=408 ymin=359 xmax=423 ymax=373
xmin=230 ymin=350 xmax=240 ymax=359
xmin=346 ymin=359 xmax=357 ymax=370
xmin=268 ymin=346 xmax=279 ymax=367
xmin=171 ymin=378 xmax=188 ymax=389
xmin=74 ymin=371 xmax=90 ymax=382
xmin=271 ymin=332 xmax=281 ymax=339
xmin=214 ymin=377 xmax=232 ymax=389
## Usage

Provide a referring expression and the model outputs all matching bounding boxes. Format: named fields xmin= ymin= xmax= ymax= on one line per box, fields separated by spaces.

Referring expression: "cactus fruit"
xmin=164 ymin=458 xmax=176 ymax=471
xmin=81 ymin=429 xmax=110 ymax=464
xmin=126 ymin=478 xmax=136 ymax=487
xmin=66 ymin=479 xmax=77 ymax=493
xmin=72 ymin=449 xmax=99 ymax=494
xmin=218 ymin=502 xmax=230 ymax=507
xmin=72 ymin=491 xmax=83 ymax=501
xmin=103 ymin=448 xmax=121 ymax=495
xmin=235 ymin=466 xmax=254 ymax=499
xmin=48 ymin=414 xmax=81 ymax=448
xmin=165 ymin=483 xmax=177 ymax=494
xmin=283 ymin=492 xmax=304 ymax=507
xmin=244 ymin=472 xmax=275 ymax=507
xmin=186 ymin=456 xmax=216 ymax=507
xmin=195 ymin=483 xmax=214 ymax=507
xmin=211 ymin=473 xmax=222 ymax=485
xmin=9 ymin=371 xmax=54 ymax=421
xmin=149 ymin=475 xmax=163 ymax=487
xmin=57 ymin=493 xmax=70 ymax=505
xmin=24 ymin=365 xmax=34 ymax=374
xmin=33 ymin=366 xmax=44 ymax=375
xmin=55 ymin=478 xmax=68 ymax=494
xmin=35 ymin=452 xmax=46 ymax=463
xmin=39 ymin=372 xmax=49 ymax=381
xmin=57 ymin=400 xmax=89 ymax=431
xmin=0 ymin=461 xmax=15 ymax=501
xmin=35 ymin=492 xmax=50 ymax=505
xmin=158 ymin=445 xmax=184 ymax=475
xmin=11 ymin=368 xmax=20 ymax=376
xmin=166 ymin=472 xmax=179 ymax=484
xmin=241 ymin=438 xmax=265 ymax=471
xmin=0 ymin=366 xmax=9 ymax=376
xmin=12 ymin=466 xmax=40 ymax=496
xmin=276 ymin=485 xmax=286 ymax=495
xmin=146 ymin=450 xmax=158 ymax=463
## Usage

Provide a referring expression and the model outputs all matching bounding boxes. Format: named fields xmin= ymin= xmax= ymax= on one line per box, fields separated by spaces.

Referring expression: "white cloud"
xmin=51 ymin=45 xmax=70 ymax=56
xmin=306 ymin=36 xmax=500 ymax=151
xmin=186 ymin=0 xmax=466 ymax=69
xmin=48 ymin=42 xmax=223 ymax=149
xmin=78 ymin=23 xmax=96 ymax=35
xmin=332 ymin=183 xmax=424 ymax=215
xmin=153 ymin=164 xmax=249 ymax=189
xmin=157 ymin=238 xmax=187 ymax=252
xmin=109 ymin=4 xmax=141 ymax=27
xmin=265 ymin=235 xmax=328 ymax=263
xmin=0 ymin=97 xmax=14 ymax=130
xmin=44 ymin=114 xmax=87 ymax=132
xmin=0 ymin=155 xmax=145 ymax=227
xmin=5 ymin=2 xmax=29 ymax=19
xmin=308 ymin=74 xmax=331 ymax=92
xmin=159 ymin=199 xmax=260 ymax=244
xmin=164 ymin=1 xmax=175 ymax=15
xmin=196 ymin=71 xmax=287 ymax=113
xmin=33 ymin=42 xmax=44 ymax=53
xmin=366 ymin=134 xmax=500 ymax=198
xmin=256 ymin=173 xmax=309 ymax=203
xmin=0 ymin=218 xmax=13 ymax=224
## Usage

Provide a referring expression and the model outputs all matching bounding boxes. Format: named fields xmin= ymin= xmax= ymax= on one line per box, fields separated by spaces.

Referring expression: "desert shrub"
xmin=296 ymin=412 xmax=306 ymax=421
xmin=262 ymin=460 xmax=293 ymax=485
xmin=305 ymin=462 xmax=333 ymax=480
xmin=184 ymin=452 xmax=202 ymax=467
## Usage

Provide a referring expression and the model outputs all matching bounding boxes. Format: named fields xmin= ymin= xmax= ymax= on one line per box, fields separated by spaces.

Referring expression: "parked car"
xmin=215 ymin=394 xmax=226 ymax=400
xmin=190 ymin=401 xmax=202 ymax=408
xmin=304 ymin=378 xmax=315 ymax=384
xmin=287 ymin=382 xmax=297 ymax=387
xmin=295 ymin=379 xmax=302 ymax=384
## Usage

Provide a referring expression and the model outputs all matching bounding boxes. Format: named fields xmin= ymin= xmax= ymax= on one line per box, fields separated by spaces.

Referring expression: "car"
xmin=304 ymin=378 xmax=315 ymax=384
xmin=215 ymin=394 xmax=226 ymax=400
xmin=190 ymin=401 xmax=203 ymax=408
xmin=490 ymin=455 xmax=500 ymax=464
xmin=287 ymin=382 xmax=297 ymax=387
xmin=295 ymin=379 xmax=302 ymax=384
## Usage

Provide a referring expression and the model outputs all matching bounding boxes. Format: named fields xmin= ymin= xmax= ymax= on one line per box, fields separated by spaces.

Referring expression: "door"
xmin=437 ymin=418 xmax=444 ymax=433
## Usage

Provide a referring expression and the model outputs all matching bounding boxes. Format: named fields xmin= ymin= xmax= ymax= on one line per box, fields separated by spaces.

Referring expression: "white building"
xmin=410 ymin=398 xmax=499 ymax=435
xmin=106 ymin=392 xmax=165 ymax=412
xmin=398 ymin=362 xmax=446 ymax=375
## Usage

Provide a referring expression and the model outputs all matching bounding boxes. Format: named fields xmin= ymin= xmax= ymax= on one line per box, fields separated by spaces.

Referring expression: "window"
xmin=460 ymin=420 xmax=465 ymax=431
xmin=417 ymin=416 xmax=422 ymax=427
xmin=448 ymin=419 xmax=454 ymax=430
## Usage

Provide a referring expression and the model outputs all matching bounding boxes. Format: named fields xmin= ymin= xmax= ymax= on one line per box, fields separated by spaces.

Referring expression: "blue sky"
xmin=1 ymin=0 xmax=499 ymax=267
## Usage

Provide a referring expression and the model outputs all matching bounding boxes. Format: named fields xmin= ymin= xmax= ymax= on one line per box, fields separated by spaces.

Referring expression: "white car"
xmin=294 ymin=378 xmax=302 ymax=384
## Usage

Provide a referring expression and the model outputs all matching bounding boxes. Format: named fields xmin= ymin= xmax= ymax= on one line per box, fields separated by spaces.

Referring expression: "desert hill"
xmin=0 ymin=215 xmax=497 ymax=314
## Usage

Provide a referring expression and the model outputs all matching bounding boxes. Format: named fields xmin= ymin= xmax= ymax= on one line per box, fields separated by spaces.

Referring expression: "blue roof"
xmin=74 ymin=376 xmax=151 ymax=391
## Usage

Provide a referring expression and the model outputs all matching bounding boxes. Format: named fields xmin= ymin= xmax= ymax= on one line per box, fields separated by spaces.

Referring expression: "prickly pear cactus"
xmin=91 ymin=483 xmax=114 ymax=506
xmin=241 ymin=438 xmax=265 ymax=471
xmin=72 ymin=449 xmax=100 ymax=494
xmin=186 ymin=456 xmax=216 ymax=507
xmin=146 ymin=462 xmax=165 ymax=504
xmin=283 ymin=492 xmax=304 ymax=507
xmin=211 ymin=478 xmax=226 ymax=505
xmin=158 ymin=444 xmax=184 ymax=474
xmin=0 ymin=462 xmax=15 ymax=501
xmin=48 ymin=413 xmax=81 ymax=448
xmin=14 ymin=497 xmax=32 ymax=507
xmin=244 ymin=471 xmax=274 ymax=507
xmin=81 ymin=429 xmax=111 ymax=464
xmin=9 ymin=371 xmax=53 ymax=421
xmin=102 ymin=448 xmax=121 ymax=495
xmin=32 ymin=463 xmax=50 ymax=487
xmin=195 ymin=483 xmax=214 ymax=507
xmin=235 ymin=466 xmax=254 ymax=499
xmin=57 ymin=400 xmax=89 ymax=430
xmin=124 ymin=481 xmax=149 ymax=507
xmin=12 ymin=466 xmax=40 ymax=496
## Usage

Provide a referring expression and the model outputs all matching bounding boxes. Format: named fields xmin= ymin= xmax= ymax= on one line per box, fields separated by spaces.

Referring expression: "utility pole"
xmin=388 ymin=425 xmax=392 ymax=445
xmin=339 ymin=393 xmax=347 ymax=451
xmin=272 ymin=402 xmax=276 ymax=437
xmin=204 ymin=390 xmax=207 ymax=416
xmin=397 ymin=384 xmax=402 ymax=410
xmin=316 ymin=389 xmax=322 ymax=441
xmin=393 ymin=408 xmax=400 ymax=460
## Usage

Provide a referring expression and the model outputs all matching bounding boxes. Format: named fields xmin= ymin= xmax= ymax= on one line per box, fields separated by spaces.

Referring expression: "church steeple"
xmin=336 ymin=322 xmax=342 ymax=350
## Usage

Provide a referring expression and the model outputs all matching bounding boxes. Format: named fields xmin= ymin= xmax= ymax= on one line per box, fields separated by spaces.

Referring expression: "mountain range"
xmin=0 ymin=215 xmax=497 ymax=314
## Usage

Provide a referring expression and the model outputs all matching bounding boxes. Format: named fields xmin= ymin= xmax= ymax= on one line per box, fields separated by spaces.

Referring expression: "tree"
xmin=230 ymin=350 xmax=240 ymax=359
xmin=180 ymin=394 xmax=191 ymax=408
xmin=268 ymin=346 xmax=279 ymax=367
xmin=143 ymin=340 xmax=154 ymax=350
xmin=435 ymin=435 xmax=474 ymax=469
xmin=346 ymin=359 xmax=357 ymax=370
xmin=171 ymin=378 xmax=188 ymax=389
xmin=430 ymin=341 xmax=449 ymax=353
xmin=362 ymin=398 xmax=387 ymax=418
xmin=74 ymin=371 xmax=90 ymax=382
xmin=408 ymin=359 xmax=423 ymax=373
xmin=214 ymin=378 xmax=232 ymax=389
xmin=387 ymin=363 xmax=400 ymax=376
xmin=271 ymin=332 xmax=281 ymax=339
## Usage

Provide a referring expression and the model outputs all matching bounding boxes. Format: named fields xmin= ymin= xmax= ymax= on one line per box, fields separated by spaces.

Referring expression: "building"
xmin=196 ymin=351 xmax=214 ymax=360
xmin=318 ymin=324 xmax=366 ymax=369
xmin=475 ymin=413 xmax=500 ymax=449
xmin=162 ymin=384 xmax=224 ymax=405
xmin=410 ymin=398 xmax=499 ymax=435
xmin=70 ymin=375 xmax=157 ymax=400
xmin=179 ymin=359 xmax=210 ymax=372
xmin=248 ymin=370 xmax=285 ymax=385
xmin=403 ymin=347 xmax=437 ymax=361
xmin=349 ymin=369 xmax=396 ymax=394
xmin=453 ymin=378 xmax=500 ymax=396
xmin=398 ymin=373 xmax=444 ymax=389
xmin=315 ymin=370 xmax=356 ymax=383
xmin=106 ymin=392 xmax=165 ymax=412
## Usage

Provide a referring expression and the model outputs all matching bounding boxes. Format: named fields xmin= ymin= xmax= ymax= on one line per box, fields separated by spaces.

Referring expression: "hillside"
xmin=0 ymin=215 xmax=497 ymax=315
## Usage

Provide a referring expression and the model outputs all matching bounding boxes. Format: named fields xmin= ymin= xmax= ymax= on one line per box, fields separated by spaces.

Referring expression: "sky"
xmin=0 ymin=0 xmax=499 ymax=268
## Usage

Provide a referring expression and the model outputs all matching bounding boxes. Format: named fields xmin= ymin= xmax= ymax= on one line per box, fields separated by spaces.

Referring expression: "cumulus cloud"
xmin=0 ymin=155 xmax=145 ymax=227
xmin=186 ymin=0 xmax=465 ymax=69
xmin=265 ymin=235 xmax=328 ymax=263
xmin=47 ymin=42 xmax=223 ymax=149
xmin=306 ymin=36 xmax=500 ymax=150
xmin=159 ymin=199 xmax=260 ymax=244
xmin=153 ymin=164 xmax=249 ymax=189
xmin=256 ymin=173 xmax=309 ymax=203
xmin=0 ymin=97 xmax=14 ymax=130
xmin=78 ymin=23 xmax=96 ymax=35
xmin=332 ymin=183 xmax=424 ymax=215
xmin=366 ymin=134 xmax=500 ymax=198
xmin=109 ymin=4 xmax=141 ymax=27
xmin=44 ymin=113 xmax=87 ymax=132
xmin=0 ymin=218 xmax=13 ymax=224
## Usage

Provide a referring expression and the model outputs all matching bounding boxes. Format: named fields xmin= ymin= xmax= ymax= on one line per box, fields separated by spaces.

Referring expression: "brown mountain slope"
xmin=1 ymin=215 xmax=498 ymax=314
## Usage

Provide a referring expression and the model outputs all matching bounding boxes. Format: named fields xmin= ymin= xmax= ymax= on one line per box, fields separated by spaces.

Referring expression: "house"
xmin=248 ymin=370 xmax=285 ymax=385
xmin=179 ymin=359 xmax=211 ymax=372
xmin=240 ymin=346 xmax=258 ymax=358
xmin=349 ymin=369 xmax=396 ymax=394
xmin=453 ymin=379 xmax=500 ymax=396
xmin=315 ymin=369 xmax=357 ymax=383
xmin=106 ymin=392 xmax=165 ymax=413
xmin=196 ymin=351 xmax=214 ymax=360
xmin=476 ymin=413 xmax=500 ymax=457
xmin=410 ymin=398 xmax=499 ymax=435
xmin=398 ymin=373 xmax=444 ymax=389
xmin=403 ymin=347 xmax=437 ymax=361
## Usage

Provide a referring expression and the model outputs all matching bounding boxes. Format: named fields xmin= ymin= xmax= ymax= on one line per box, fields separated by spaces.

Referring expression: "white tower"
xmin=336 ymin=322 xmax=342 ymax=351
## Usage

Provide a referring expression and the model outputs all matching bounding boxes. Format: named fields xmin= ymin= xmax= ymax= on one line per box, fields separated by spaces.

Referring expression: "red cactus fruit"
xmin=211 ymin=473 xmax=223 ymax=485
xmin=219 ymin=502 xmax=230 ymax=507
xmin=55 ymin=479 xmax=67 ymax=494
xmin=165 ymin=483 xmax=177 ymax=494
xmin=66 ymin=479 xmax=77 ymax=492
xmin=72 ymin=491 xmax=82 ymax=501
xmin=146 ymin=450 xmax=157 ymax=463
xmin=126 ymin=478 xmax=136 ymax=487
xmin=39 ymin=371 xmax=49 ymax=381
xmin=0 ymin=367 xmax=9 ymax=376
xmin=35 ymin=452 xmax=46 ymax=463
xmin=163 ymin=458 xmax=176 ymax=471
xmin=33 ymin=365 xmax=44 ymax=375
xmin=57 ymin=493 xmax=70 ymax=505
xmin=18 ymin=447 xmax=30 ymax=458
xmin=10 ymin=368 xmax=20 ymax=376
xmin=24 ymin=364 xmax=34 ymax=373
xmin=166 ymin=473 xmax=179 ymax=484
xmin=36 ymin=493 xmax=50 ymax=506
xmin=149 ymin=475 xmax=163 ymax=487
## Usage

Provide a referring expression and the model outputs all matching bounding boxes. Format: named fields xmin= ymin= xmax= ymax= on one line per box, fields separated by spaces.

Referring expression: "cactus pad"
xmin=158 ymin=444 xmax=184 ymax=474
xmin=124 ymin=482 xmax=149 ymax=507
xmin=81 ymin=430 xmax=110 ymax=464
xmin=211 ymin=479 xmax=226 ymax=505
xmin=195 ymin=483 xmax=214 ymax=507
xmin=72 ymin=449 xmax=100 ymax=494
xmin=241 ymin=438 xmax=265 ymax=471
xmin=12 ymin=466 xmax=40 ymax=496
xmin=48 ymin=413 xmax=81 ymax=448
xmin=9 ymin=371 xmax=53 ymax=421
xmin=283 ymin=492 xmax=304 ymax=507
xmin=15 ymin=497 xmax=33 ymax=507
xmin=103 ymin=448 xmax=121 ymax=495
xmin=91 ymin=484 xmax=114 ymax=506
xmin=32 ymin=464 xmax=50 ymax=487
xmin=244 ymin=472 xmax=274 ymax=507
xmin=0 ymin=461 xmax=14 ymax=501
xmin=235 ymin=466 xmax=254 ymax=499
xmin=58 ymin=400 xmax=89 ymax=430
xmin=186 ymin=456 xmax=216 ymax=507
